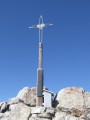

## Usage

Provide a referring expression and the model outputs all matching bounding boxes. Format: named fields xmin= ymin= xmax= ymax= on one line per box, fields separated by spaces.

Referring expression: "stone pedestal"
xmin=36 ymin=97 xmax=43 ymax=106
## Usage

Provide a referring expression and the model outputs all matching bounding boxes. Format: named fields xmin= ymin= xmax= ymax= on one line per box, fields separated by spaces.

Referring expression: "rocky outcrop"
xmin=0 ymin=87 xmax=90 ymax=120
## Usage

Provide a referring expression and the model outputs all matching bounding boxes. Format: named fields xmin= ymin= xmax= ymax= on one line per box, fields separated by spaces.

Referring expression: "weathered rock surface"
xmin=0 ymin=87 xmax=90 ymax=120
xmin=56 ymin=87 xmax=85 ymax=110
xmin=10 ymin=103 xmax=31 ymax=120
xmin=16 ymin=87 xmax=36 ymax=106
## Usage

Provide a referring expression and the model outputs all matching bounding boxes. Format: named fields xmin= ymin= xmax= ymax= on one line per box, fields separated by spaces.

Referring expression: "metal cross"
xmin=29 ymin=15 xmax=53 ymax=43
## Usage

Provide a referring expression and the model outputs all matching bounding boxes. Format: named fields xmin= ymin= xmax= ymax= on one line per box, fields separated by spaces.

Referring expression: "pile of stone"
xmin=0 ymin=87 xmax=90 ymax=120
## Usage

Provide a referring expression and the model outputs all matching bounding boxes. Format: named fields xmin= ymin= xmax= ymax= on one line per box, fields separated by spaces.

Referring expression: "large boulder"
xmin=9 ymin=103 xmax=31 ymax=120
xmin=56 ymin=87 xmax=85 ymax=110
xmin=16 ymin=87 xmax=36 ymax=106
xmin=84 ymin=92 xmax=90 ymax=108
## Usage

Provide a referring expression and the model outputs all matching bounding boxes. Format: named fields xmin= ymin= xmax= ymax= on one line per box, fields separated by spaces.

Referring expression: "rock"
xmin=9 ymin=102 xmax=31 ymax=120
xmin=0 ymin=112 xmax=10 ymax=120
xmin=83 ymin=108 xmax=90 ymax=119
xmin=71 ymin=108 xmax=84 ymax=117
xmin=53 ymin=112 xmax=80 ymax=120
xmin=1 ymin=103 xmax=9 ymax=113
xmin=56 ymin=87 xmax=84 ymax=110
xmin=29 ymin=118 xmax=50 ymax=120
xmin=29 ymin=114 xmax=50 ymax=120
xmin=16 ymin=87 xmax=36 ymax=106
xmin=0 ymin=102 xmax=3 ymax=107
xmin=29 ymin=114 xmax=38 ymax=120
xmin=84 ymin=92 xmax=90 ymax=108
xmin=65 ymin=115 xmax=79 ymax=120
xmin=38 ymin=113 xmax=52 ymax=119
xmin=0 ymin=113 xmax=3 ymax=119
xmin=52 ymin=112 xmax=67 ymax=120
xmin=31 ymin=107 xmax=52 ymax=119
xmin=46 ymin=108 xmax=55 ymax=115
xmin=7 ymin=97 xmax=23 ymax=105
xmin=0 ymin=102 xmax=3 ymax=112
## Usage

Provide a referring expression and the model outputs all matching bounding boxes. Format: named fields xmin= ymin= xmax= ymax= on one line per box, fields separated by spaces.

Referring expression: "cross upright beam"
xmin=29 ymin=16 xmax=53 ymax=106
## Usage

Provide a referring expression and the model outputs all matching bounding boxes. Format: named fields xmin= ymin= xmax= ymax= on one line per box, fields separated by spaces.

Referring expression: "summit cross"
xmin=29 ymin=16 xmax=53 ymax=106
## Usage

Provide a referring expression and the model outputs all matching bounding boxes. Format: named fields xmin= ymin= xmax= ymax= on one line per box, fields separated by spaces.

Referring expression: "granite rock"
xmin=16 ymin=87 xmax=36 ymax=106
xmin=56 ymin=87 xmax=85 ymax=110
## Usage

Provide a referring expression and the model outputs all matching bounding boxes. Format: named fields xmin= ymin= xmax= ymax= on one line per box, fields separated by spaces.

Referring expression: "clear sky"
xmin=0 ymin=0 xmax=90 ymax=101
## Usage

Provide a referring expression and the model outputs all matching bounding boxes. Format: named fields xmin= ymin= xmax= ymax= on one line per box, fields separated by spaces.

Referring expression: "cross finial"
xmin=29 ymin=16 xmax=53 ymax=43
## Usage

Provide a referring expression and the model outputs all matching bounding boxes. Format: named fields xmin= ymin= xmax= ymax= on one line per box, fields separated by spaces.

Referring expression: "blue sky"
xmin=0 ymin=0 xmax=90 ymax=101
